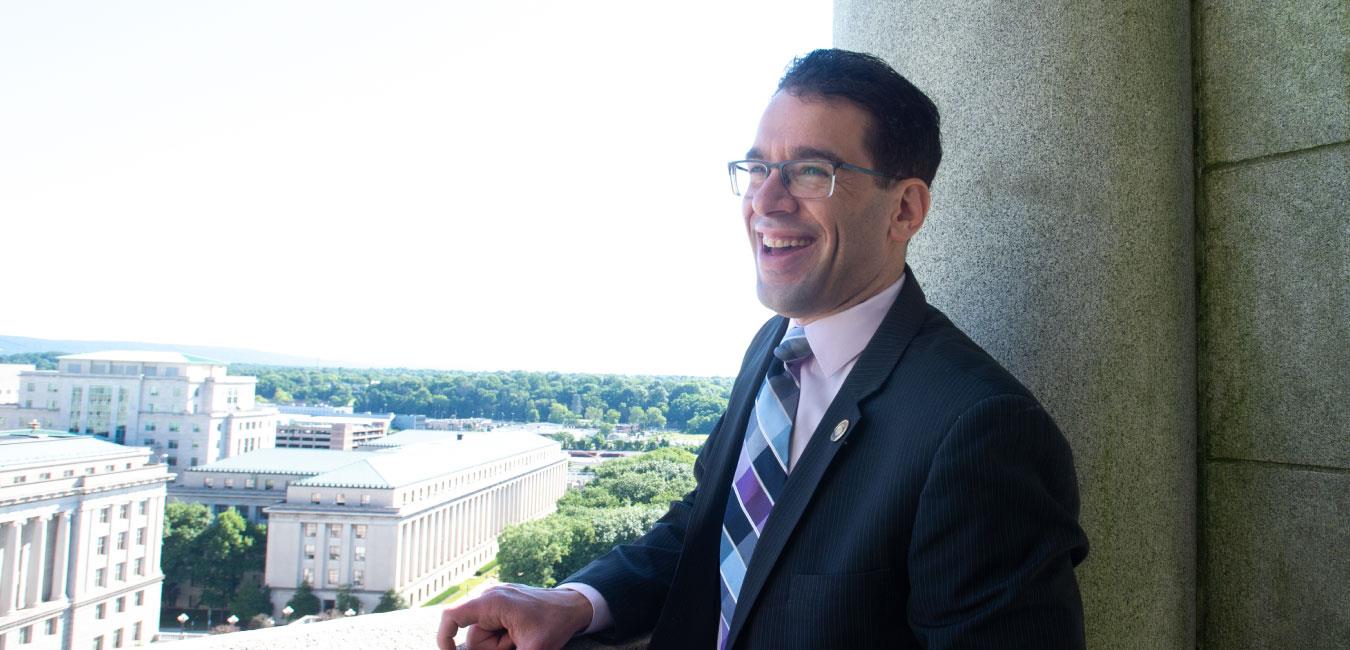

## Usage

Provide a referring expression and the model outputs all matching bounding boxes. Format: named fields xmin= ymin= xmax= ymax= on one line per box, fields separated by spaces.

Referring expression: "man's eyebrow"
xmin=741 ymin=147 xmax=845 ymax=162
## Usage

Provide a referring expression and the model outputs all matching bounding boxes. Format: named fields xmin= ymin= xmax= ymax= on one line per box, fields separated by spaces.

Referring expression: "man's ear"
xmin=888 ymin=179 xmax=931 ymax=244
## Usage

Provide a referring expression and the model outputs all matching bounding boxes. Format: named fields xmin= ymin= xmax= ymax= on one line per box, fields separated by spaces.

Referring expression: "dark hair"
xmin=777 ymin=49 xmax=941 ymax=186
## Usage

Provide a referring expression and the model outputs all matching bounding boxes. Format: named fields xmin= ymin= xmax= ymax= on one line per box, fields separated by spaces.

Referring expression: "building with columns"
xmin=0 ymin=429 xmax=171 ymax=649
xmin=173 ymin=429 xmax=565 ymax=614
xmin=0 ymin=352 xmax=276 ymax=471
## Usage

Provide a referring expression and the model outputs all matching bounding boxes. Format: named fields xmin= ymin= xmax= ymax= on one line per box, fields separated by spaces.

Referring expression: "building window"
xmin=100 ymin=507 xmax=111 ymax=523
xmin=204 ymin=478 xmax=214 ymax=488
xmin=19 ymin=625 xmax=32 ymax=642
xmin=353 ymin=569 xmax=364 ymax=586
xmin=93 ymin=635 xmax=104 ymax=650
xmin=97 ymin=536 xmax=108 ymax=554
xmin=354 ymin=546 xmax=366 ymax=562
xmin=139 ymin=499 xmax=148 ymax=515
xmin=95 ymin=568 xmax=106 ymax=586
xmin=143 ymin=438 xmax=155 ymax=446
xmin=224 ymin=478 xmax=235 ymax=489
xmin=328 ymin=524 xmax=341 ymax=538
xmin=38 ymin=472 xmax=51 ymax=480
xmin=168 ymin=423 xmax=179 ymax=432
xmin=113 ymin=629 xmax=123 ymax=648
xmin=135 ymin=558 xmax=145 ymax=576
xmin=265 ymin=479 xmax=275 ymax=490
xmin=310 ymin=493 xmax=321 ymax=504
xmin=190 ymin=457 xmax=198 ymax=467
xmin=329 ymin=545 xmax=340 ymax=561
xmin=335 ymin=493 xmax=346 ymax=505
xmin=45 ymin=618 xmax=57 ymax=635
xmin=166 ymin=439 xmax=177 ymax=449
xmin=327 ymin=568 xmax=339 ymax=585
xmin=305 ymin=523 xmax=317 ymax=537
xmin=144 ymin=423 xmax=155 ymax=432
xmin=115 ymin=563 xmax=125 ymax=581
xmin=361 ymin=494 xmax=371 ymax=505
xmin=133 ymin=623 xmax=142 ymax=641
xmin=117 ymin=532 xmax=127 ymax=550
xmin=304 ymin=544 xmax=316 ymax=560
xmin=120 ymin=504 xmax=130 ymax=519
xmin=244 ymin=478 xmax=256 ymax=489
xmin=115 ymin=596 xmax=126 ymax=612
xmin=167 ymin=456 xmax=177 ymax=467
xmin=136 ymin=527 xmax=146 ymax=545
xmin=96 ymin=603 xmax=106 ymax=619
xmin=149 ymin=387 xmax=159 ymax=397
xmin=12 ymin=475 xmax=26 ymax=484
xmin=302 ymin=568 xmax=314 ymax=584
xmin=135 ymin=590 xmax=144 ymax=606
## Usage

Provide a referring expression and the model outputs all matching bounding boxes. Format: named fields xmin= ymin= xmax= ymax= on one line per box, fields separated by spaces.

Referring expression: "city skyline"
xmin=0 ymin=1 xmax=833 ymax=377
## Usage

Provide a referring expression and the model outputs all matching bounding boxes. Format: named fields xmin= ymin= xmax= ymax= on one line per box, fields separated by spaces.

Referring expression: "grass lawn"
xmin=424 ymin=560 xmax=500 ymax=607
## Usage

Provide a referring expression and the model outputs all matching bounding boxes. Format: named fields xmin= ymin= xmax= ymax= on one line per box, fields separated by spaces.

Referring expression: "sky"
xmin=0 ymin=1 xmax=833 ymax=377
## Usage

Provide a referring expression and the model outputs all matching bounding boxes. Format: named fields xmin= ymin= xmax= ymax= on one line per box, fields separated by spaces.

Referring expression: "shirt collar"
xmin=789 ymin=274 xmax=906 ymax=379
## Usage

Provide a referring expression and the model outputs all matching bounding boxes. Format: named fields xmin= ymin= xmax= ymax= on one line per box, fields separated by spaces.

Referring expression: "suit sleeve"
xmin=560 ymin=413 xmax=725 ymax=639
xmin=908 ymin=394 xmax=1089 ymax=648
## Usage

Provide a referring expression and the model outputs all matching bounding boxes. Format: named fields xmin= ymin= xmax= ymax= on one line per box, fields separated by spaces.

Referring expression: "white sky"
xmin=0 ymin=1 xmax=833 ymax=376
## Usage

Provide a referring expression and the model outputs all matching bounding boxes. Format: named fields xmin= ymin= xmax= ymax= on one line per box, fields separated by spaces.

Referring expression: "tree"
xmin=497 ymin=517 xmax=574 ymax=587
xmin=229 ymin=581 xmax=272 ymax=621
xmin=644 ymin=406 xmax=666 ymax=429
xmin=193 ymin=509 xmax=257 ymax=611
xmin=373 ymin=589 xmax=408 ymax=613
xmin=162 ymin=501 xmax=212 ymax=605
xmin=285 ymin=581 xmax=321 ymax=619
xmin=627 ymin=406 xmax=646 ymax=427
xmin=335 ymin=584 xmax=361 ymax=614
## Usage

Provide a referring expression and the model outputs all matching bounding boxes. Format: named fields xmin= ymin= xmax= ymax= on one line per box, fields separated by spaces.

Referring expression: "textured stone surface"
xmin=1203 ymin=461 xmax=1350 ymax=648
xmin=835 ymin=2 xmax=1196 ymax=648
xmin=1198 ymin=0 xmax=1350 ymax=165
xmin=1201 ymin=144 xmax=1350 ymax=467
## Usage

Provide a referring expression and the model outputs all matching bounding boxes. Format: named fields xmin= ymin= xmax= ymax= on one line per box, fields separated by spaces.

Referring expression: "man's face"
xmin=743 ymin=92 xmax=913 ymax=323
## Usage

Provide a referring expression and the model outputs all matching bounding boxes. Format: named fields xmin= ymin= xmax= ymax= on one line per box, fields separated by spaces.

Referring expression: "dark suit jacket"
xmin=567 ymin=268 xmax=1089 ymax=649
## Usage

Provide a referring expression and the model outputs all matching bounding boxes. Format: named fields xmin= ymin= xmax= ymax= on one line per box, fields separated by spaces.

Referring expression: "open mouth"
xmin=761 ymin=236 xmax=815 ymax=256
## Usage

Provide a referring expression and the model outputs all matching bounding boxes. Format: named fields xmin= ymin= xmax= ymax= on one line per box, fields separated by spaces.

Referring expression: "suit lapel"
xmin=726 ymin=267 xmax=931 ymax=648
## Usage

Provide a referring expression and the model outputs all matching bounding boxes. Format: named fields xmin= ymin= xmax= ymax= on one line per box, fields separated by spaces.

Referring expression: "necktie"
xmin=718 ymin=326 xmax=812 ymax=649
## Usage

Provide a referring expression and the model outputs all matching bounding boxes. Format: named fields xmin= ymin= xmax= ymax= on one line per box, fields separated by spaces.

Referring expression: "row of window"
xmin=96 ymin=527 xmax=150 ymax=553
xmin=202 ymin=476 xmax=286 ymax=490
xmin=302 ymin=567 xmax=365 ymax=587
xmin=304 ymin=523 xmax=368 ymax=538
xmin=303 ymin=543 xmax=368 ymax=562
xmin=93 ymin=558 xmax=147 ymax=586
xmin=62 ymin=362 xmax=180 ymax=378
xmin=10 ymin=465 xmax=141 ymax=485
xmin=310 ymin=492 xmax=373 ymax=506
xmin=12 ymin=592 xmax=147 ymax=646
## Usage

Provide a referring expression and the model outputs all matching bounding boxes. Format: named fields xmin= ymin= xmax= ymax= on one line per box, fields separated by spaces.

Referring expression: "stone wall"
xmin=1195 ymin=0 xmax=1349 ymax=647
xmin=836 ymin=0 xmax=1346 ymax=647
xmin=835 ymin=2 xmax=1196 ymax=647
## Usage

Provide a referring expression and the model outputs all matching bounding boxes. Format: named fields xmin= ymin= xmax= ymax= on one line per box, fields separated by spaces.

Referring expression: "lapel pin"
xmin=830 ymin=419 xmax=849 ymax=442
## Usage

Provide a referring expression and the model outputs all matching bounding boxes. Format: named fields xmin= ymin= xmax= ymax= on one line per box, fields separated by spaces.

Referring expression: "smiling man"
xmin=439 ymin=49 xmax=1088 ymax=650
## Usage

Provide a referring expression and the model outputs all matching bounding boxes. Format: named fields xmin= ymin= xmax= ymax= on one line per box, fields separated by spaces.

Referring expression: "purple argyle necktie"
xmin=717 ymin=326 xmax=812 ymax=649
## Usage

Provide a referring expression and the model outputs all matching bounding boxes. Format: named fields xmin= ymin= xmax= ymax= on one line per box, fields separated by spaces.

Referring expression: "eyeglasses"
xmin=727 ymin=159 xmax=895 ymax=199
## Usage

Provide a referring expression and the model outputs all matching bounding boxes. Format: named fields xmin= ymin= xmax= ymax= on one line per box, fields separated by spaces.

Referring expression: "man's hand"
xmin=437 ymin=584 xmax=594 ymax=650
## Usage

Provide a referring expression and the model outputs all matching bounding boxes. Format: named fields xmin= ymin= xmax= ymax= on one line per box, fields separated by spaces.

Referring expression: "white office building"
xmin=0 ymin=429 xmax=171 ymax=649
xmin=274 ymin=414 xmax=394 ymax=451
xmin=0 ymin=352 xmax=276 ymax=470
xmin=0 ymin=365 xmax=35 ymax=407
xmin=173 ymin=430 xmax=565 ymax=613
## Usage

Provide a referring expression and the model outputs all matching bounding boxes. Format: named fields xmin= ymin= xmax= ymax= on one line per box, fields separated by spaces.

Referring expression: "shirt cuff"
xmin=556 ymin=582 xmax=613 ymax=635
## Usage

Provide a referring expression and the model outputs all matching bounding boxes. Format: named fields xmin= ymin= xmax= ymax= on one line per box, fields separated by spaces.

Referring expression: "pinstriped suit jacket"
xmin=566 ymin=267 xmax=1089 ymax=649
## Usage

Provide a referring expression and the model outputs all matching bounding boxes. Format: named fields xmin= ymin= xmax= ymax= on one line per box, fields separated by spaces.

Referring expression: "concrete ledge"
xmin=154 ymin=607 xmax=647 ymax=649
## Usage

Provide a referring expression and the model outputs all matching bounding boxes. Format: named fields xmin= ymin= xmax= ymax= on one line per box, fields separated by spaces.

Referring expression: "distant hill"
xmin=0 ymin=335 xmax=353 ymax=368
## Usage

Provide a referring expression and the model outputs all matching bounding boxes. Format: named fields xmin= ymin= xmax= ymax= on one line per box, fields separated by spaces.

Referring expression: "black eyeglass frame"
xmin=727 ymin=159 xmax=897 ymax=198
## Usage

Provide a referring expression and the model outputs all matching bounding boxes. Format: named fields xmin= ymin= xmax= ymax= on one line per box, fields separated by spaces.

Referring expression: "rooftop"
xmin=188 ymin=430 xmax=561 ymax=489
xmin=57 ymin=350 xmax=226 ymax=365
xmin=0 ymin=430 xmax=147 ymax=468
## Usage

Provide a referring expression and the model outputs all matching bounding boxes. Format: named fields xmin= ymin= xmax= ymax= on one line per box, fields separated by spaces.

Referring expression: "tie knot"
xmin=773 ymin=326 xmax=812 ymax=364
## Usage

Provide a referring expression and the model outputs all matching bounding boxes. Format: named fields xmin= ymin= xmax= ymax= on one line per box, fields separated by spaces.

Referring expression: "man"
xmin=439 ymin=48 xmax=1088 ymax=650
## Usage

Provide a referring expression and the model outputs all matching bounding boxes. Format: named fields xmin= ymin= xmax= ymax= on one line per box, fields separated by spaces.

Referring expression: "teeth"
xmin=763 ymin=237 xmax=810 ymax=248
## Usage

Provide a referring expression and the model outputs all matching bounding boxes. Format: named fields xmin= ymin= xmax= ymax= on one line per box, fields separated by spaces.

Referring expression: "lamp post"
xmin=176 ymin=613 xmax=189 ymax=639
xmin=282 ymin=605 xmax=294 ymax=622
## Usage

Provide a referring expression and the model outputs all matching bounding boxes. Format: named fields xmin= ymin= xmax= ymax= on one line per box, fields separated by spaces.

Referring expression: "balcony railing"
xmin=154 ymin=607 xmax=648 ymax=650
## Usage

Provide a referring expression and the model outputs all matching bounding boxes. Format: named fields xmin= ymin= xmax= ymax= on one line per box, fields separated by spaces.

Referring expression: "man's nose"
xmin=750 ymin=168 xmax=798 ymax=215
